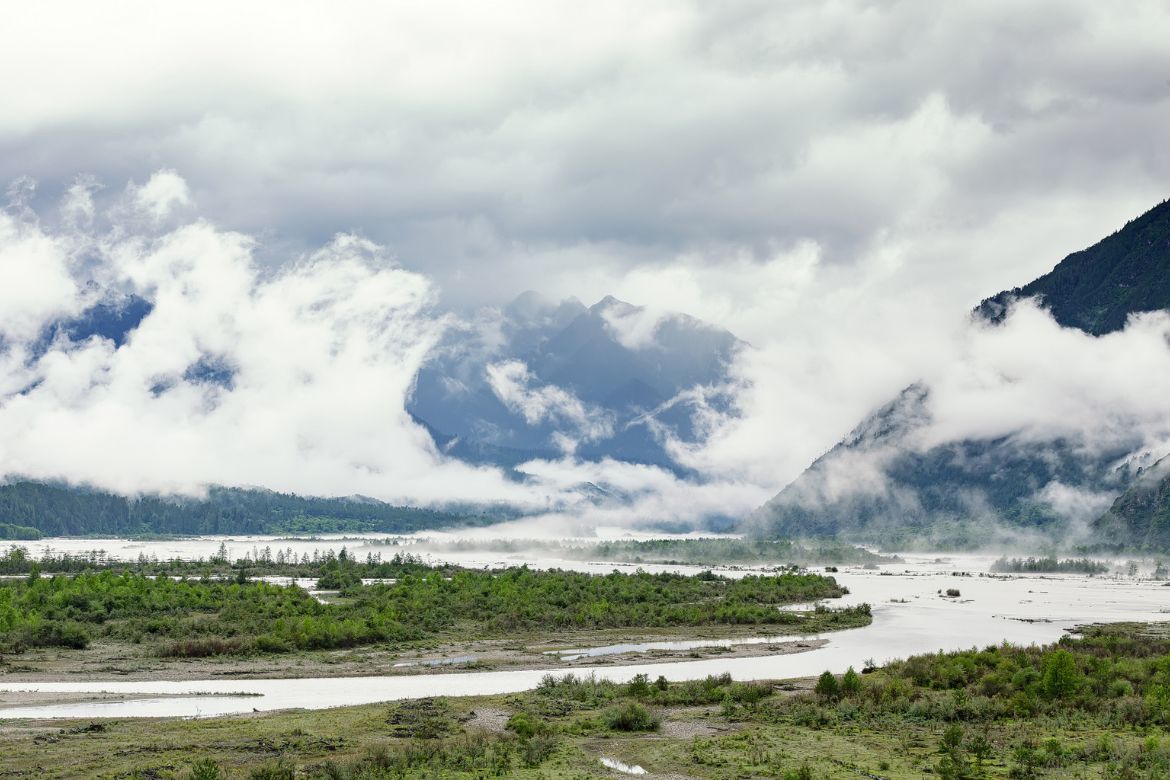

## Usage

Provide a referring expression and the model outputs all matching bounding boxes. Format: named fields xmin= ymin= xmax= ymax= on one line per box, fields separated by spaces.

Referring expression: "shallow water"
xmin=600 ymin=757 xmax=647 ymax=775
xmin=1 ymin=544 xmax=1167 ymax=719
xmin=544 ymin=635 xmax=807 ymax=661
xmin=393 ymin=655 xmax=478 ymax=668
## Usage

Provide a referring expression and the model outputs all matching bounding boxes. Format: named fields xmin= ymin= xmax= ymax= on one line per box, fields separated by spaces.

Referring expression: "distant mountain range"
xmin=409 ymin=292 xmax=742 ymax=471
xmin=750 ymin=199 xmax=1170 ymax=548
xmin=10 ymin=200 xmax=1170 ymax=549
xmin=1 ymin=285 xmax=742 ymax=538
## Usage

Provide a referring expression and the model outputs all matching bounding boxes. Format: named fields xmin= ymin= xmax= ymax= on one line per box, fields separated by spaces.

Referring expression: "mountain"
xmin=409 ymin=293 xmax=742 ymax=471
xmin=750 ymin=199 xmax=1170 ymax=546
xmin=0 ymin=481 xmax=481 ymax=539
xmin=1092 ymin=458 xmax=1170 ymax=549
xmin=977 ymin=199 xmax=1170 ymax=335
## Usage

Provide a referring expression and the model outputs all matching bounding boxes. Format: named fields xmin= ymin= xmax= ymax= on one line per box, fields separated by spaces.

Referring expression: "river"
xmin=0 ymin=538 xmax=1166 ymax=718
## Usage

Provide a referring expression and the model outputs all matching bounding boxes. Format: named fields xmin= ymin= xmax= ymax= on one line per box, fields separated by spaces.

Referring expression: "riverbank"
xmin=0 ymin=626 xmax=829 ymax=685
xmin=5 ymin=623 xmax=1170 ymax=779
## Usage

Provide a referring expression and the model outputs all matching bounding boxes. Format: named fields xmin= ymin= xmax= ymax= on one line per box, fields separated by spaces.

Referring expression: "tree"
xmin=815 ymin=670 xmax=840 ymax=700
xmin=1040 ymin=650 xmax=1082 ymax=699
xmin=841 ymin=666 xmax=862 ymax=696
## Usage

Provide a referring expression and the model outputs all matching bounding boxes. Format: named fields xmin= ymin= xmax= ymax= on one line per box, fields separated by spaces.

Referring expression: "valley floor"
xmin=4 ymin=624 xmax=1170 ymax=779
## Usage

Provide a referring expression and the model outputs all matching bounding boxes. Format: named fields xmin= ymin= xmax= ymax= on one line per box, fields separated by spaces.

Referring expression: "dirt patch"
xmin=659 ymin=717 xmax=726 ymax=740
xmin=465 ymin=706 xmax=510 ymax=734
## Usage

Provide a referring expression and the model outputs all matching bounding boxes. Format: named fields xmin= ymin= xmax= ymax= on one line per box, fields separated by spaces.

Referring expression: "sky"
xmin=1 ymin=1 xmax=1169 ymax=530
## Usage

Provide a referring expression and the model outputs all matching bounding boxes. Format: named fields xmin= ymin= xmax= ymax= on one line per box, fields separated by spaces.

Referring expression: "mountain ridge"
xmin=749 ymin=198 xmax=1170 ymax=547
xmin=409 ymin=293 xmax=742 ymax=472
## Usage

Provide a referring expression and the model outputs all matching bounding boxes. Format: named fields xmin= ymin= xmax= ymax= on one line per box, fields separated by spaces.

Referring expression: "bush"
xmin=604 ymin=701 xmax=660 ymax=732
xmin=1041 ymin=650 xmax=1083 ymax=699
xmin=188 ymin=759 xmax=224 ymax=780
xmin=249 ymin=760 xmax=295 ymax=780
xmin=627 ymin=673 xmax=651 ymax=698
xmin=815 ymin=670 xmax=840 ymax=700
xmin=30 ymin=621 xmax=90 ymax=649
xmin=521 ymin=734 xmax=558 ymax=766
xmin=728 ymin=681 xmax=771 ymax=704
xmin=506 ymin=711 xmax=546 ymax=738
xmin=841 ymin=666 xmax=862 ymax=696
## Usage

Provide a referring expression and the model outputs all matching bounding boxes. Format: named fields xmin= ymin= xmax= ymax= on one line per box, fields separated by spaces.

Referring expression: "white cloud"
xmin=132 ymin=170 xmax=191 ymax=221
xmin=0 ymin=1 xmax=1167 ymax=531
xmin=0 ymin=212 xmax=80 ymax=341
xmin=485 ymin=359 xmax=614 ymax=450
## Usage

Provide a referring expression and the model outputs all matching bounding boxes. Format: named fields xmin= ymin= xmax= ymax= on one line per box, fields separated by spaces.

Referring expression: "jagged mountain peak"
xmin=409 ymin=292 xmax=743 ymax=473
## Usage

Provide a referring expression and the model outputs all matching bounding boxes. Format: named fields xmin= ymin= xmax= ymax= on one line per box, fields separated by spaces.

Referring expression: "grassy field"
xmin=4 ymin=624 xmax=1170 ymax=778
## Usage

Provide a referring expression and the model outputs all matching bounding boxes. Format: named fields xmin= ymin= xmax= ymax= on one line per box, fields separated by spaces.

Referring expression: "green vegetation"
xmin=1094 ymin=457 xmax=1170 ymax=550
xmin=990 ymin=556 xmax=1110 ymax=575
xmin=0 ymin=521 xmax=41 ymax=540
xmin=0 ymin=544 xmax=442 ymax=579
xmin=0 ymin=564 xmax=861 ymax=656
xmin=9 ymin=625 xmax=1170 ymax=778
xmin=757 ymin=198 xmax=1170 ymax=549
xmin=565 ymin=537 xmax=899 ymax=566
xmin=0 ymin=481 xmax=486 ymax=537
xmin=977 ymin=198 xmax=1170 ymax=336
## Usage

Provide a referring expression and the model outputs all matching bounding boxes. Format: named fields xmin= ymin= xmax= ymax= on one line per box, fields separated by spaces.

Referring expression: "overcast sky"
xmin=1 ymin=1 xmax=1169 ymax=526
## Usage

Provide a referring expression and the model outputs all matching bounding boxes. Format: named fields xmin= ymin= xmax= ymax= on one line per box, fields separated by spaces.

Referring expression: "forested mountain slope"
xmin=750 ymin=199 xmax=1170 ymax=546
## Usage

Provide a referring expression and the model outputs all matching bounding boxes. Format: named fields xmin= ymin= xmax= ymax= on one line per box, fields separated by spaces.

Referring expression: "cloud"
xmin=598 ymin=302 xmax=666 ymax=351
xmin=485 ymin=359 xmax=614 ymax=451
xmin=0 ymin=2 xmax=1168 ymax=533
xmin=0 ymin=181 xmax=545 ymax=506
xmin=921 ymin=302 xmax=1170 ymax=457
xmin=0 ymin=2 xmax=1164 ymax=308
xmin=2 ymin=172 xmax=1170 ymax=540
xmin=132 ymin=170 xmax=191 ymax=221
xmin=0 ymin=212 xmax=80 ymax=342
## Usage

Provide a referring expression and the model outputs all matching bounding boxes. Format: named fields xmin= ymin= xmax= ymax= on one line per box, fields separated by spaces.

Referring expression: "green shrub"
xmin=604 ymin=701 xmax=660 ymax=732
xmin=521 ymin=733 xmax=558 ymax=766
xmin=188 ymin=759 xmax=224 ymax=780
xmin=505 ymin=711 xmax=546 ymax=738
xmin=249 ymin=760 xmax=295 ymax=780
xmin=1041 ymin=650 xmax=1083 ymax=699
xmin=815 ymin=670 xmax=840 ymax=700
xmin=841 ymin=666 xmax=862 ymax=696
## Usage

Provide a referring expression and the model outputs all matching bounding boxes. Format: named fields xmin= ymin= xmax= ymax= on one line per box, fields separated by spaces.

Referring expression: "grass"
xmin=8 ymin=624 xmax=1170 ymax=777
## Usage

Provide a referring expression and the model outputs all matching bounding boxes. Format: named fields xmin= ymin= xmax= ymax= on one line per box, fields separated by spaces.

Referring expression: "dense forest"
xmin=989 ymin=556 xmax=1111 ymax=575
xmin=977 ymin=198 xmax=1170 ymax=336
xmin=0 ymin=481 xmax=483 ymax=538
xmin=0 ymin=565 xmax=864 ymax=656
